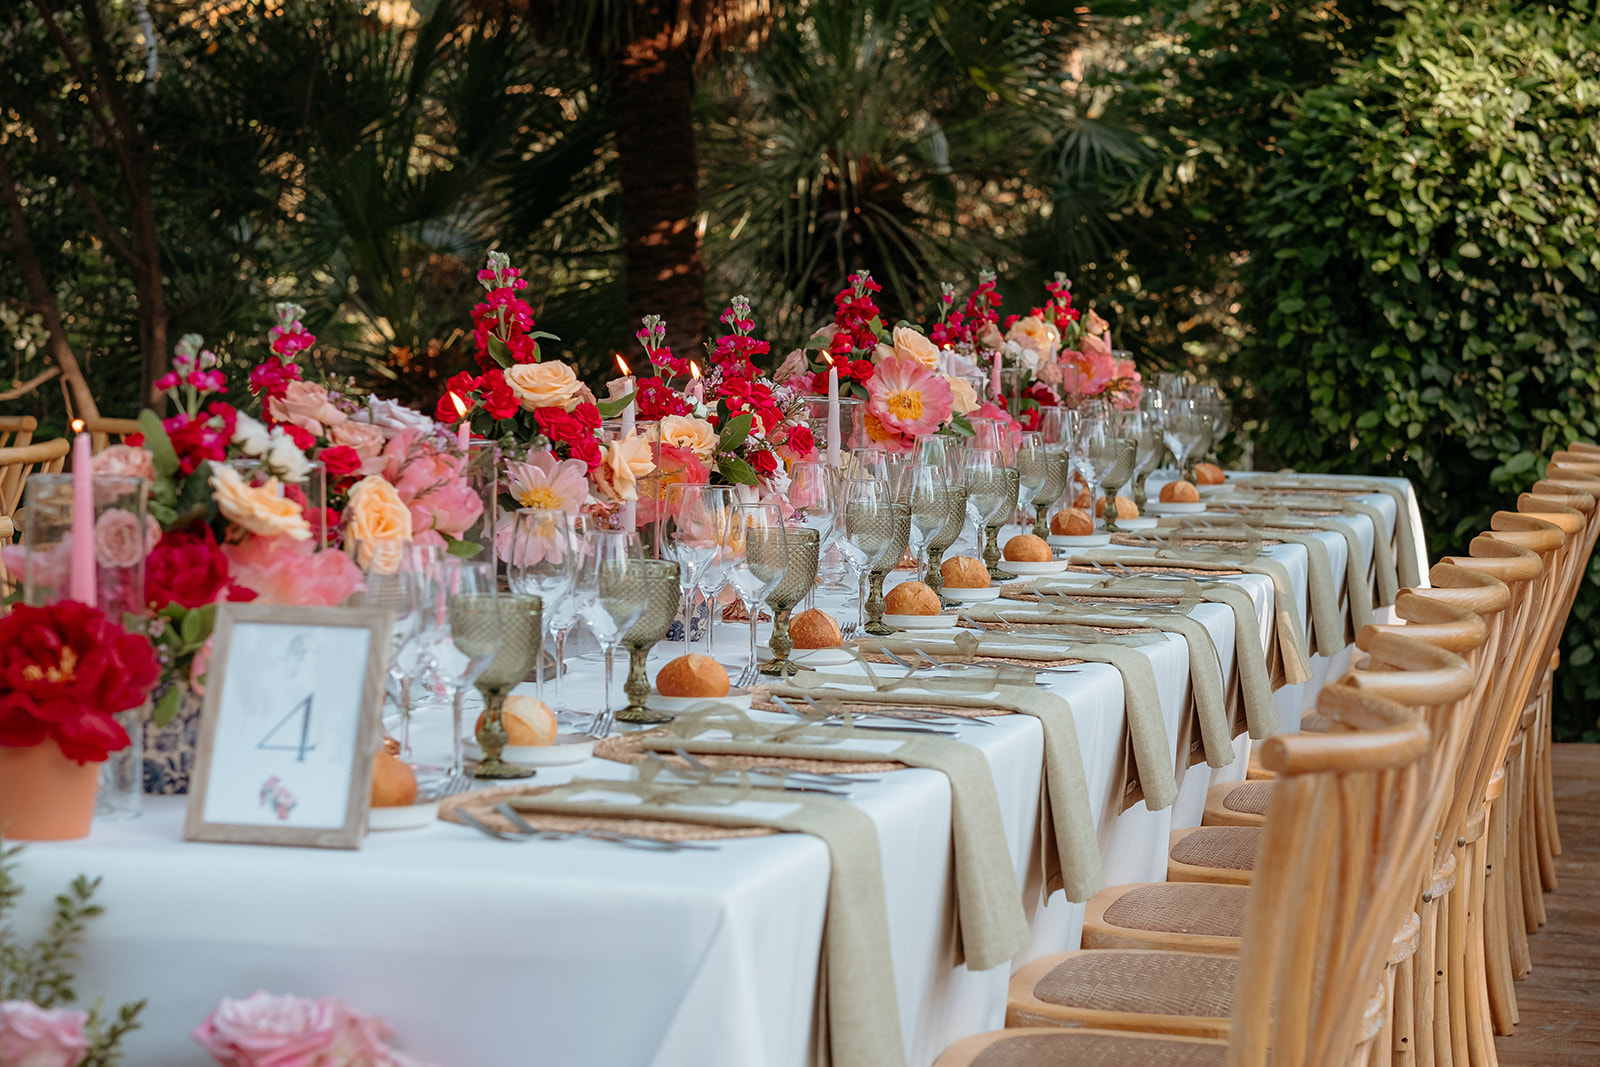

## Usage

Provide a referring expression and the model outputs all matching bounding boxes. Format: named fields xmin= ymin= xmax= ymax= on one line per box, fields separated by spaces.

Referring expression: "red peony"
xmin=146 ymin=526 xmax=256 ymax=610
xmin=0 ymin=601 xmax=161 ymax=762
xmin=281 ymin=423 xmax=317 ymax=451
xmin=320 ymin=445 xmax=363 ymax=478
xmin=479 ymin=369 xmax=519 ymax=419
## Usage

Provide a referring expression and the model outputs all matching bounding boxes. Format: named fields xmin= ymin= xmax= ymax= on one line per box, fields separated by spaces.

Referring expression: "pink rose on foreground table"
xmin=193 ymin=992 xmax=436 ymax=1067
xmin=0 ymin=1001 xmax=90 ymax=1067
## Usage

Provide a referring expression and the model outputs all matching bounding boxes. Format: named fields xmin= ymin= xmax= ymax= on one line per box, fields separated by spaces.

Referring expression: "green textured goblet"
xmin=456 ymin=593 xmax=542 ymax=780
xmin=971 ymin=468 xmax=1020 ymax=581
xmin=761 ymin=528 xmax=821 ymax=677
xmin=617 ymin=559 xmax=682 ymax=724
xmin=922 ymin=485 xmax=969 ymax=599
xmin=1094 ymin=436 xmax=1139 ymax=534
xmin=1031 ymin=450 xmax=1072 ymax=537
xmin=864 ymin=504 xmax=912 ymax=635
xmin=1130 ymin=415 xmax=1163 ymax=513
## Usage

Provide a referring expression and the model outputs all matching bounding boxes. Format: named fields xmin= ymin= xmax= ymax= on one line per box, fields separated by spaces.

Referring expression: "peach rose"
xmin=344 ymin=475 xmax=414 ymax=572
xmin=328 ymin=420 xmax=387 ymax=461
xmin=947 ymin=375 xmax=981 ymax=416
xmin=1006 ymin=315 xmax=1060 ymax=359
xmin=891 ymin=326 xmax=941 ymax=368
xmin=268 ymin=380 xmax=348 ymax=436
xmin=1080 ymin=331 xmax=1112 ymax=358
xmin=594 ymin=434 xmax=655 ymax=503
xmin=658 ymin=415 xmax=718 ymax=460
xmin=504 ymin=360 xmax=583 ymax=412
xmin=94 ymin=509 xmax=145 ymax=569
xmin=209 ymin=463 xmax=311 ymax=541
xmin=91 ymin=444 xmax=154 ymax=483
xmin=977 ymin=322 xmax=1005 ymax=350
xmin=1085 ymin=309 xmax=1110 ymax=337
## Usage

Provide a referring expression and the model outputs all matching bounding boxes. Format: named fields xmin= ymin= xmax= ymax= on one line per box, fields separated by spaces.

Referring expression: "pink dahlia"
xmin=865 ymin=357 xmax=953 ymax=438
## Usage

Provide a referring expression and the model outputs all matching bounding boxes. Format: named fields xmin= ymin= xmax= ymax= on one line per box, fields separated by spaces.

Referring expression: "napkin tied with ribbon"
xmin=771 ymin=669 xmax=1106 ymax=903
xmin=508 ymin=777 xmax=902 ymax=1067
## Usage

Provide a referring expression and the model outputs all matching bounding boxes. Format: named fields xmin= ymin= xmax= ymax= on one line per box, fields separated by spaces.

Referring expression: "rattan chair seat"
xmin=1099 ymin=883 xmax=1250 ymax=938
xmin=1169 ymin=826 xmax=1261 ymax=873
xmin=1031 ymin=951 xmax=1236 ymax=1018
xmin=1220 ymin=781 xmax=1274 ymax=815
xmin=968 ymin=1031 xmax=1227 ymax=1066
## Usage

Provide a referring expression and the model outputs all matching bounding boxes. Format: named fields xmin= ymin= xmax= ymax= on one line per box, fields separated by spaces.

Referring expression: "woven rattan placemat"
xmin=439 ymin=783 xmax=780 ymax=841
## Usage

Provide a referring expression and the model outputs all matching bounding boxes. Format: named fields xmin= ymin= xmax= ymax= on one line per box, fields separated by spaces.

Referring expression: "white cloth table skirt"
xmin=12 ymin=480 xmax=1406 ymax=1067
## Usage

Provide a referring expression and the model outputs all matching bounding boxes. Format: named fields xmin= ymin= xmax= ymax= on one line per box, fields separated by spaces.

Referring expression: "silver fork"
xmin=587 ymin=708 xmax=614 ymax=739
xmin=734 ymin=658 xmax=761 ymax=689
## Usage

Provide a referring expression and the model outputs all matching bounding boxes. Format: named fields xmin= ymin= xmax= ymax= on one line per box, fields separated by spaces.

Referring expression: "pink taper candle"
xmin=824 ymin=353 xmax=841 ymax=468
xmin=990 ymin=350 xmax=1002 ymax=403
xmin=69 ymin=419 xmax=96 ymax=605
xmin=615 ymin=356 xmax=637 ymax=530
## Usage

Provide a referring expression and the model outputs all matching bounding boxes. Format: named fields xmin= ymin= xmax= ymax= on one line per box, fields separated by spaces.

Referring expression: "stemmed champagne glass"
xmin=913 ymin=436 xmax=964 ymax=482
xmin=787 ymin=461 xmax=835 ymax=609
xmin=662 ymin=484 xmax=732 ymax=652
xmin=574 ymin=530 xmax=648 ymax=738
xmin=904 ymin=464 xmax=947 ymax=579
xmin=1163 ymin=397 xmax=1209 ymax=482
xmin=835 ymin=476 xmax=895 ymax=637
xmin=505 ymin=508 xmax=578 ymax=702
xmin=965 ymin=449 xmax=1019 ymax=580
xmin=723 ymin=502 xmax=788 ymax=685
xmin=1190 ymin=384 xmax=1225 ymax=465
xmin=436 ymin=561 xmax=500 ymax=782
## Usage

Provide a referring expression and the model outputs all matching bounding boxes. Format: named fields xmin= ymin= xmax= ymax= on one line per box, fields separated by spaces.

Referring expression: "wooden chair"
xmin=0 ymin=414 xmax=36 ymax=450
xmin=957 ymin=686 xmax=1432 ymax=1067
xmin=80 ymin=415 xmax=141 ymax=454
xmin=0 ymin=438 xmax=70 ymax=532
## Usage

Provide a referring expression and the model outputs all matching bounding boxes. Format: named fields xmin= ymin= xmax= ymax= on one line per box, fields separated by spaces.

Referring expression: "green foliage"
xmin=1236 ymin=0 xmax=1600 ymax=737
xmin=0 ymin=841 xmax=145 ymax=1064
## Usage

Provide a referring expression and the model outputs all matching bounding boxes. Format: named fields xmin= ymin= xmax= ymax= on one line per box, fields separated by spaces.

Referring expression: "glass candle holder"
xmin=463 ymin=439 xmax=501 ymax=571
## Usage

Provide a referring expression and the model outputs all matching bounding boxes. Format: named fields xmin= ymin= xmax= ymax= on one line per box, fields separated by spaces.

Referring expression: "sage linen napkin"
xmin=646 ymin=706 xmax=1031 ymax=970
xmin=508 ymin=778 xmax=902 ymax=1067
xmin=770 ymin=671 xmax=1106 ymax=903
xmin=959 ymin=596 xmax=1233 ymax=771
xmin=1242 ymin=475 xmax=1422 ymax=588
xmin=1071 ymin=548 xmax=1313 ymax=687
xmin=1194 ymin=493 xmax=1400 ymax=607
xmin=1015 ymin=576 xmax=1279 ymax=737
xmin=1159 ymin=525 xmax=1345 ymax=654
xmin=853 ymin=629 xmax=1177 ymax=813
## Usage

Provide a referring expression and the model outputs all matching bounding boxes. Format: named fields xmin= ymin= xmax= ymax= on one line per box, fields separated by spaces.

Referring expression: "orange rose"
xmin=1006 ymin=315 xmax=1060 ymax=359
xmin=947 ymin=376 xmax=981 ymax=416
xmin=504 ymin=360 xmax=583 ymax=412
xmin=344 ymin=475 xmax=414 ymax=572
xmin=209 ymin=463 xmax=312 ymax=541
xmin=594 ymin=434 xmax=655 ymax=503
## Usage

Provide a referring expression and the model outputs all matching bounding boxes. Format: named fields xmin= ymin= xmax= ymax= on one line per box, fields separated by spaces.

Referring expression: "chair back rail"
xmin=0 ymin=438 xmax=71 ymax=521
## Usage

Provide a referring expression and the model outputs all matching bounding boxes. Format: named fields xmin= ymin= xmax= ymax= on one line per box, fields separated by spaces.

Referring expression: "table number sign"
xmin=184 ymin=603 xmax=392 ymax=849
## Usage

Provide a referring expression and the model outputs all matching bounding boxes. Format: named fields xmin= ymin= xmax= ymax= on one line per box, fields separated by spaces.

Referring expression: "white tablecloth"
xmin=12 ymin=475 xmax=1409 ymax=1067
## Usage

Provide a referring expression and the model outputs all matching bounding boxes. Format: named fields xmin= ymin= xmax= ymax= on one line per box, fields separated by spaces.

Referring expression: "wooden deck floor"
xmin=1494 ymin=743 xmax=1600 ymax=1066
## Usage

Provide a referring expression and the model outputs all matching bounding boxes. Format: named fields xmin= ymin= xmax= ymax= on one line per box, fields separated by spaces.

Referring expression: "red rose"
xmin=282 ymin=423 xmax=316 ymax=451
xmin=752 ymin=449 xmax=778 ymax=477
xmin=146 ymin=526 xmax=243 ymax=610
xmin=570 ymin=401 xmax=601 ymax=431
xmin=534 ymin=407 xmax=581 ymax=445
xmin=479 ymin=369 xmax=520 ymax=420
xmin=435 ymin=372 xmax=481 ymax=424
xmin=0 ymin=601 xmax=160 ymax=762
xmin=320 ymin=445 xmax=363 ymax=478
xmin=787 ymin=424 xmax=815 ymax=457
xmin=848 ymin=359 xmax=875 ymax=382
xmin=566 ymin=436 xmax=603 ymax=472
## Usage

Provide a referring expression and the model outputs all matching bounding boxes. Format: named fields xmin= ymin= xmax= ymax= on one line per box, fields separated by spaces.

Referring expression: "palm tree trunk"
xmin=609 ymin=29 xmax=706 ymax=346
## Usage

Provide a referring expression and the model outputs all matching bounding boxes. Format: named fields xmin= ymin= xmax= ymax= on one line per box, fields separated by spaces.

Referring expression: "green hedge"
xmin=1238 ymin=0 xmax=1600 ymax=739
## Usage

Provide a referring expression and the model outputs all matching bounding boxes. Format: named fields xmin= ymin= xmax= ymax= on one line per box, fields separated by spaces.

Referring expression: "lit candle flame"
xmin=449 ymin=392 xmax=468 ymax=418
xmin=689 ymin=361 xmax=701 ymax=380
xmin=821 ymin=352 xmax=834 ymax=367
xmin=71 ymin=419 xmax=85 ymax=433
xmin=615 ymin=354 xmax=631 ymax=377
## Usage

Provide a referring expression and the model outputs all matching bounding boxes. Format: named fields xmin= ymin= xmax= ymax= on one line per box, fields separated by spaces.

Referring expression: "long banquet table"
xmin=11 ymin=472 xmax=1428 ymax=1066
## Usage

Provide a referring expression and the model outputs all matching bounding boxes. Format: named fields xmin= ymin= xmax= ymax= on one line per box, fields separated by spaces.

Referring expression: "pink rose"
xmin=327 ymin=422 xmax=388 ymax=475
xmin=409 ymin=482 xmax=482 ymax=539
xmin=91 ymin=444 xmax=154 ymax=483
xmin=0 ymin=1001 xmax=90 ymax=1067
xmin=977 ymin=322 xmax=1005 ymax=350
xmin=268 ymin=381 xmax=348 ymax=436
xmin=192 ymin=992 xmax=390 ymax=1067
xmin=223 ymin=537 xmax=365 ymax=607
xmin=1080 ymin=331 xmax=1112 ymax=358
xmin=94 ymin=509 xmax=146 ymax=569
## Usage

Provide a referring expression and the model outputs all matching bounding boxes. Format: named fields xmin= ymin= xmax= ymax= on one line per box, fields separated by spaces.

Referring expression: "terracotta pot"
xmin=0 ymin=740 xmax=101 ymax=841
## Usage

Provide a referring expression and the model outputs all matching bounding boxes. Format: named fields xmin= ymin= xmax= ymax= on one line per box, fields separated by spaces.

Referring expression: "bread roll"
xmin=657 ymin=654 xmax=731 ymax=698
xmin=1095 ymin=495 xmax=1138 ymax=519
xmin=884 ymin=581 xmax=942 ymax=616
xmin=940 ymin=555 xmax=991 ymax=589
xmin=371 ymin=750 xmax=418 ymax=808
xmin=477 ymin=695 xmax=558 ymax=747
xmin=790 ymin=608 xmax=843 ymax=649
xmin=1003 ymin=534 xmax=1052 ymax=562
xmin=1194 ymin=462 xmax=1225 ymax=485
xmin=1160 ymin=480 xmax=1201 ymax=504
xmin=1050 ymin=508 xmax=1094 ymax=536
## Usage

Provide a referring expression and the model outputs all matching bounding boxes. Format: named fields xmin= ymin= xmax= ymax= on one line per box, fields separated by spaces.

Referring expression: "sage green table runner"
xmin=770 ymin=671 xmax=1107 ymax=903
xmin=507 ymin=778 xmax=903 ymax=1067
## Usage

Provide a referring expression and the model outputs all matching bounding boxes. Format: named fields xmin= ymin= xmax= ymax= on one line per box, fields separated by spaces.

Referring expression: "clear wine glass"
xmin=1016 ymin=435 xmax=1051 ymax=520
xmin=350 ymin=541 xmax=430 ymax=759
xmin=662 ymin=483 xmax=731 ymax=653
xmin=505 ymin=507 xmax=578 ymax=702
xmin=439 ymin=561 xmax=500 ymax=781
xmin=723 ymin=502 xmax=788 ymax=683
xmin=573 ymin=530 xmax=648 ymax=737
xmin=787 ymin=461 xmax=836 ymax=611
xmin=835 ymin=476 xmax=894 ymax=637
xmin=1127 ymin=408 xmax=1165 ymax=512
xmin=904 ymin=464 xmax=947 ymax=579
xmin=1164 ymin=397 xmax=1209 ymax=481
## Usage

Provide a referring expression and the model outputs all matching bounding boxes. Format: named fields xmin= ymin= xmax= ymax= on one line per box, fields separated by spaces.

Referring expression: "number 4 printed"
xmin=258 ymin=694 xmax=316 ymax=762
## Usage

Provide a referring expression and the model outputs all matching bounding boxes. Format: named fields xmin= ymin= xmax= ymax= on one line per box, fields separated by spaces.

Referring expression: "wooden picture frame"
xmin=184 ymin=602 xmax=392 ymax=849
